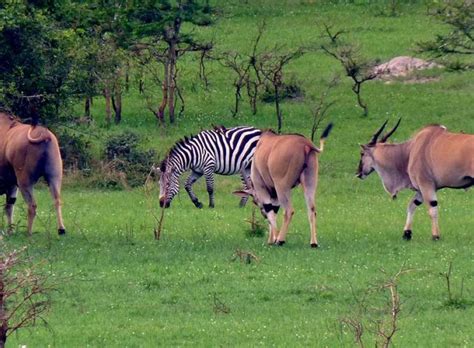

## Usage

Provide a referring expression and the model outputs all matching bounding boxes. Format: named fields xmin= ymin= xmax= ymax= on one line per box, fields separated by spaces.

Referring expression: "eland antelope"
xmin=357 ymin=119 xmax=473 ymax=240
xmin=0 ymin=112 xmax=65 ymax=236
xmin=234 ymin=124 xmax=333 ymax=248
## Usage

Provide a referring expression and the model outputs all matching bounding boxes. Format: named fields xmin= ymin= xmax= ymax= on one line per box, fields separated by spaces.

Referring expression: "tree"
xmin=129 ymin=0 xmax=214 ymax=125
xmin=257 ymin=47 xmax=305 ymax=133
xmin=0 ymin=1 xmax=75 ymax=122
xmin=63 ymin=1 xmax=131 ymax=125
xmin=321 ymin=26 xmax=376 ymax=116
xmin=417 ymin=1 xmax=474 ymax=63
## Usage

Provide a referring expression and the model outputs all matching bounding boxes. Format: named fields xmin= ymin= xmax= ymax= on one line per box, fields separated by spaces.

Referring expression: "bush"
xmin=261 ymin=76 xmax=305 ymax=103
xmin=57 ymin=129 xmax=92 ymax=171
xmin=103 ymin=132 xmax=156 ymax=188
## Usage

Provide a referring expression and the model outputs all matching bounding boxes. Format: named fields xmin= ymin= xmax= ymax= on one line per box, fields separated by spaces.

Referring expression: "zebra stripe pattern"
xmin=158 ymin=126 xmax=262 ymax=208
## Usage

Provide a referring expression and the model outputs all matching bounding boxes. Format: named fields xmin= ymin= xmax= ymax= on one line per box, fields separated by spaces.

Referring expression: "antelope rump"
xmin=234 ymin=124 xmax=333 ymax=248
xmin=357 ymin=119 xmax=473 ymax=240
xmin=0 ymin=112 xmax=65 ymax=236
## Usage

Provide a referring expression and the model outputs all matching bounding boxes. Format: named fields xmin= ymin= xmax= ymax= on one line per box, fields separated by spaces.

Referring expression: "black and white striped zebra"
xmin=157 ymin=126 xmax=262 ymax=208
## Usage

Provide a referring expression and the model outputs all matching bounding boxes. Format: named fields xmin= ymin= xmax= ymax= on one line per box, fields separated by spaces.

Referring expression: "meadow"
xmin=3 ymin=1 xmax=474 ymax=346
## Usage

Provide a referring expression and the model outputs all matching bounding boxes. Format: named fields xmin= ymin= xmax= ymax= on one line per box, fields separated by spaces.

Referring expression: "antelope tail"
xmin=27 ymin=126 xmax=50 ymax=144
xmin=318 ymin=123 xmax=334 ymax=152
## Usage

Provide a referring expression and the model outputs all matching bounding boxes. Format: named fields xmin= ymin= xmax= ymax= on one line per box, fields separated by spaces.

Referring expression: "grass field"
xmin=2 ymin=1 xmax=474 ymax=347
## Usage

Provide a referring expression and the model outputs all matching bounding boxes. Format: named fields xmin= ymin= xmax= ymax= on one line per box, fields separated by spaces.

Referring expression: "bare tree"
xmin=310 ymin=76 xmax=339 ymax=142
xmin=219 ymin=21 xmax=266 ymax=116
xmin=321 ymin=28 xmax=376 ymax=116
xmin=257 ymin=47 xmax=305 ymax=133
xmin=219 ymin=51 xmax=252 ymax=117
xmin=0 ymin=247 xmax=55 ymax=348
xmin=130 ymin=1 xmax=214 ymax=125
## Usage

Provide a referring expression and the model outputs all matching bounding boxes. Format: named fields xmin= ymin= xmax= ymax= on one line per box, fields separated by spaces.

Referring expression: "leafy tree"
xmin=129 ymin=0 xmax=214 ymax=125
xmin=0 ymin=1 xmax=75 ymax=122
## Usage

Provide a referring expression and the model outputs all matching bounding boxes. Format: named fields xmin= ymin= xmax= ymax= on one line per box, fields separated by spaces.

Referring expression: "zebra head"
xmin=156 ymin=158 xmax=181 ymax=208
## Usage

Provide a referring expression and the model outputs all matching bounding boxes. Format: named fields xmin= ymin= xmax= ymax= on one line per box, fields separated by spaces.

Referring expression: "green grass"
xmin=3 ymin=1 xmax=474 ymax=347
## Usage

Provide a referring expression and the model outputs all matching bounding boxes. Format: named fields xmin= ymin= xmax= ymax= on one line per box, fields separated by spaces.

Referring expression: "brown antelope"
xmin=0 ymin=112 xmax=65 ymax=236
xmin=357 ymin=119 xmax=473 ymax=240
xmin=234 ymin=124 xmax=333 ymax=248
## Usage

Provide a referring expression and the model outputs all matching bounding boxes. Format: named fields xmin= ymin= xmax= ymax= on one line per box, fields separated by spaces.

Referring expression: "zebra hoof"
xmin=432 ymin=235 xmax=440 ymax=241
xmin=209 ymin=203 xmax=215 ymax=209
xmin=403 ymin=230 xmax=412 ymax=240
xmin=310 ymin=243 xmax=319 ymax=248
xmin=275 ymin=240 xmax=285 ymax=246
xmin=194 ymin=201 xmax=203 ymax=209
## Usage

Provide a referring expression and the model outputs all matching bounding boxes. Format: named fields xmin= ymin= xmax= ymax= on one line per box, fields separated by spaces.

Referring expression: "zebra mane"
xmin=160 ymin=134 xmax=197 ymax=171
xmin=160 ymin=125 xmax=232 ymax=171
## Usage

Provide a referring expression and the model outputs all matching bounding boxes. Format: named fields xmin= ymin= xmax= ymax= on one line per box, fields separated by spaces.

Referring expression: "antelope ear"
xmin=233 ymin=190 xmax=253 ymax=198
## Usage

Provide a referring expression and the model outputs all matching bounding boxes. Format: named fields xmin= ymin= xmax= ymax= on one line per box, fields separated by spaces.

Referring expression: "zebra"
xmin=156 ymin=125 xmax=262 ymax=209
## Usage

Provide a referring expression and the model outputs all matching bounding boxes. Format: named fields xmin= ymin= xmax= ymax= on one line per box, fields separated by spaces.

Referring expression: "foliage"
xmin=57 ymin=129 xmax=92 ymax=171
xmin=260 ymin=75 xmax=305 ymax=103
xmin=128 ymin=0 xmax=215 ymax=124
xmin=103 ymin=131 xmax=156 ymax=188
xmin=0 ymin=1 xmax=75 ymax=122
xmin=417 ymin=0 xmax=474 ymax=62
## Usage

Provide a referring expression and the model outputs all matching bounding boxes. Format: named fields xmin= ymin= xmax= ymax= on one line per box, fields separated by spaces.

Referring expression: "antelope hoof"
xmin=403 ymin=230 xmax=412 ymax=240
xmin=58 ymin=228 xmax=66 ymax=235
xmin=275 ymin=240 xmax=286 ymax=246
xmin=310 ymin=243 xmax=319 ymax=248
xmin=432 ymin=235 xmax=440 ymax=241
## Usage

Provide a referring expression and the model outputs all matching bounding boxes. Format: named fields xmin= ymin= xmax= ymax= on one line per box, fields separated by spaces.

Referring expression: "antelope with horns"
xmin=357 ymin=119 xmax=473 ymax=240
xmin=0 ymin=112 xmax=65 ymax=236
xmin=234 ymin=124 xmax=333 ymax=248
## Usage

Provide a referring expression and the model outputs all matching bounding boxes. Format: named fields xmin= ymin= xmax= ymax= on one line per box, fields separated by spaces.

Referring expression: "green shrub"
xmin=103 ymin=131 xmax=156 ymax=188
xmin=57 ymin=129 xmax=92 ymax=171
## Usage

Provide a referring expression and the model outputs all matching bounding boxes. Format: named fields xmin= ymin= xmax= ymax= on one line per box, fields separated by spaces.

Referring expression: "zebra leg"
xmin=185 ymin=171 xmax=204 ymax=209
xmin=204 ymin=172 xmax=215 ymax=208
xmin=239 ymin=172 xmax=251 ymax=207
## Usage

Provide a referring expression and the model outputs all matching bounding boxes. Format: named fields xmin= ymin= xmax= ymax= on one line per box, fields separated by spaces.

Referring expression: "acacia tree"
xmin=130 ymin=0 xmax=214 ymax=125
xmin=257 ymin=47 xmax=305 ymax=133
xmin=417 ymin=1 xmax=474 ymax=66
xmin=219 ymin=21 xmax=266 ymax=117
xmin=321 ymin=27 xmax=376 ymax=116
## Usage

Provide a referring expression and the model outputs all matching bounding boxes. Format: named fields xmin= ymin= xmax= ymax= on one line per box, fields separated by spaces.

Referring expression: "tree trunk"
xmin=125 ymin=60 xmax=130 ymax=92
xmin=233 ymin=83 xmax=242 ymax=117
xmin=168 ymin=41 xmax=177 ymax=124
xmin=103 ymin=86 xmax=112 ymax=125
xmin=112 ymin=77 xmax=122 ymax=124
xmin=275 ymin=84 xmax=282 ymax=133
xmin=158 ymin=61 xmax=169 ymax=125
xmin=84 ymin=97 xmax=91 ymax=117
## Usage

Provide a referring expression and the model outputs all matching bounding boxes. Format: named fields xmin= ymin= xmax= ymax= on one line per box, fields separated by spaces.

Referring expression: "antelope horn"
xmin=381 ymin=118 xmax=401 ymax=143
xmin=369 ymin=119 xmax=388 ymax=145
